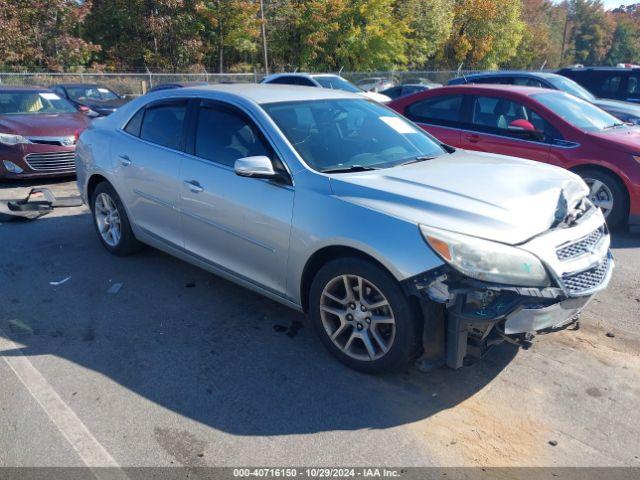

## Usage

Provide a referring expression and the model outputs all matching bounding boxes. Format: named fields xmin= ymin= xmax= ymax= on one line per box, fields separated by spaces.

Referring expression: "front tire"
xmin=309 ymin=257 xmax=420 ymax=373
xmin=90 ymin=182 xmax=141 ymax=255
xmin=577 ymin=168 xmax=627 ymax=229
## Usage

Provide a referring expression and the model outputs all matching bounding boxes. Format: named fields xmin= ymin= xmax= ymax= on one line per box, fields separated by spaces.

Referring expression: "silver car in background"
xmin=76 ymin=84 xmax=613 ymax=373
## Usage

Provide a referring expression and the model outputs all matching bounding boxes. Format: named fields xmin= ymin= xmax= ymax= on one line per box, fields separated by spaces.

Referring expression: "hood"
xmin=593 ymin=98 xmax=640 ymax=122
xmin=0 ymin=113 xmax=90 ymax=137
xmin=330 ymin=150 xmax=588 ymax=245
xmin=360 ymin=91 xmax=391 ymax=103
xmin=589 ymin=125 xmax=640 ymax=153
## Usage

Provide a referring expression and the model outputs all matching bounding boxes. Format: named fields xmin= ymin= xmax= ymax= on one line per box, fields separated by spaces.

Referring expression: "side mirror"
xmin=234 ymin=156 xmax=278 ymax=179
xmin=508 ymin=119 xmax=543 ymax=141
xmin=508 ymin=119 xmax=536 ymax=132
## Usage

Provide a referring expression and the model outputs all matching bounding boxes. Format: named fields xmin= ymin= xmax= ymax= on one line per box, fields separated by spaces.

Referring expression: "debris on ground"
xmin=107 ymin=282 xmax=123 ymax=294
xmin=606 ymin=332 xmax=615 ymax=338
xmin=548 ymin=440 xmax=558 ymax=446
xmin=49 ymin=276 xmax=71 ymax=286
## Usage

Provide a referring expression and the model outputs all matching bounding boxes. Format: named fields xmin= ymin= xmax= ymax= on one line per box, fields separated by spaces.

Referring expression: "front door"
xmin=179 ymin=100 xmax=294 ymax=296
xmin=461 ymin=95 xmax=551 ymax=164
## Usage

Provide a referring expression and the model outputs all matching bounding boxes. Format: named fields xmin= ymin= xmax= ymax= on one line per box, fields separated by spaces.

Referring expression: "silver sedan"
xmin=76 ymin=84 xmax=612 ymax=373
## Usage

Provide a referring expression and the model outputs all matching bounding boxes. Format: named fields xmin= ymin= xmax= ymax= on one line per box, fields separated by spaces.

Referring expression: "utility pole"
xmin=259 ymin=0 xmax=269 ymax=75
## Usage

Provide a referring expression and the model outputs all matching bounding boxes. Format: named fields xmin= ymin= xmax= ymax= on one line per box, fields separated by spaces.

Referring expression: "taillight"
xmin=74 ymin=129 xmax=80 ymax=143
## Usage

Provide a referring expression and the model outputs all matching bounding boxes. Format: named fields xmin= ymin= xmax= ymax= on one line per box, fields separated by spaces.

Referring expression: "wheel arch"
xmin=570 ymin=163 xmax=630 ymax=216
xmin=87 ymin=173 xmax=110 ymax=206
xmin=300 ymin=245 xmax=406 ymax=313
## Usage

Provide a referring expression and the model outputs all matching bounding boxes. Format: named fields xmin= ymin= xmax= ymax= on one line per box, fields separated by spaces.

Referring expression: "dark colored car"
xmin=449 ymin=71 xmax=640 ymax=124
xmin=380 ymin=83 xmax=442 ymax=100
xmin=557 ymin=66 xmax=640 ymax=104
xmin=0 ymin=86 xmax=90 ymax=179
xmin=53 ymin=83 xmax=128 ymax=116
xmin=147 ymin=82 xmax=209 ymax=93
xmin=389 ymin=84 xmax=640 ymax=228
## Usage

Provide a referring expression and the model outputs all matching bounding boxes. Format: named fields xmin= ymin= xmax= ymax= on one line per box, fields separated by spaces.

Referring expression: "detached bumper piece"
xmin=0 ymin=188 xmax=83 ymax=221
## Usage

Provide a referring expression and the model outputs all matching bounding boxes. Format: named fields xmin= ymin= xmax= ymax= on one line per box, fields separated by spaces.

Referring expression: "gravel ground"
xmin=1 ymin=179 xmax=639 ymax=469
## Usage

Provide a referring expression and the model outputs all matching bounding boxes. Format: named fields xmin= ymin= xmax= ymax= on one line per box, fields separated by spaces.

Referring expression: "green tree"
xmin=197 ymin=0 xmax=260 ymax=73
xmin=567 ymin=0 xmax=614 ymax=65
xmin=396 ymin=0 xmax=454 ymax=69
xmin=443 ymin=0 xmax=525 ymax=69
xmin=0 ymin=0 xmax=99 ymax=71
xmin=606 ymin=14 xmax=640 ymax=65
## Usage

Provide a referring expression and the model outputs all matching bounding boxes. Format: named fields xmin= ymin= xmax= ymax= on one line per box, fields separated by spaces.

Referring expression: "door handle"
xmin=184 ymin=180 xmax=204 ymax=193
xmin=119 ymin=154 xmax=131 ymax=166
xmin=466 ymin=134 xmax=481 ymax=143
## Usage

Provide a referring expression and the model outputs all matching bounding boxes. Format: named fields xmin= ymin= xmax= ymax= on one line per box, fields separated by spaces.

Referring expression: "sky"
xmin=602 ymin=0 xmax=634 ymax=9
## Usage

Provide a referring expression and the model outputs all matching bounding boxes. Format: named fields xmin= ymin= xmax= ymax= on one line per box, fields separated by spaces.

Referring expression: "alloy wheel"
xmin=94 ymin=192 xmax=122 ymax=247
xmin=319 ymin=274 xmax=396 ymax=361
xmin=584 ymin=178 xmax=614 ymax=219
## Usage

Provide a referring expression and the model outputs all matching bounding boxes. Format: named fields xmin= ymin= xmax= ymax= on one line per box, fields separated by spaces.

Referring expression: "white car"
xmin=261 ymin=73 xmax=391 ymax=103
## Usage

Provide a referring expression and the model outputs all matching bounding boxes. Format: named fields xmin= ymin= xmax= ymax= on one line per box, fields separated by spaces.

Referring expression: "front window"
xmin=263 ymin=98 xmax=446 ymax=172
xmin=546 ymin=76 xmax=596 ymax=102
xmin=0 ymin=91 xmax=77 ymax=115
xmin=533 ymin=92 xmax=625 ymax=131
xmin=66 ymin=86 xmax=120 ymax=102
xmin=313 ymin=76 xmax=361 ymax=93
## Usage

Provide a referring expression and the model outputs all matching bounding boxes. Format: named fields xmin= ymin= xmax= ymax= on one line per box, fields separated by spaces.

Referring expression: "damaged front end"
xmin=406 ymin=200 xmax=614 ymax=370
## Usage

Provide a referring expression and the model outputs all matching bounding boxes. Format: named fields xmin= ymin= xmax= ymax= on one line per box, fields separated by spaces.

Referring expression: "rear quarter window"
xmin=405 ymin=95 xmax=464 ymax=126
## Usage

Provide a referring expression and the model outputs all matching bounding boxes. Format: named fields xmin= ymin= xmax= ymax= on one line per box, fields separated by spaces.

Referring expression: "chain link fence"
xmin=0 ymin=70 xmax=484 ymax=96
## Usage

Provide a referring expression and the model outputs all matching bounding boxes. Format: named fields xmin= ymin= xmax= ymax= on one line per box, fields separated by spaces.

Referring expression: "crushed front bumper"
xmin=407 ymin=206 xmax=614 ymax=370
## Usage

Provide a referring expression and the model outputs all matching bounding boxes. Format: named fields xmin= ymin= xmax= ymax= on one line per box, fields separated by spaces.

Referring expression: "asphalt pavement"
xmin=1 ymin=179 xmax=639 ymax=469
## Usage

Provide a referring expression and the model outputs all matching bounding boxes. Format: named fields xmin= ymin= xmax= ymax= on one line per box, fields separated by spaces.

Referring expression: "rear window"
xmin=405 ymin=95 xmax=464 ymax=125
xmin=140 ymin=102 xmax=187 ymax=150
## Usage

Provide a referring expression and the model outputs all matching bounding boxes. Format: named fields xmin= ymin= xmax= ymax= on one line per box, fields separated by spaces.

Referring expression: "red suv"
xmin=0 ymin=86 xmax=90 ymax=179
xmin=389 ymin=85 xmax=640 ymax=228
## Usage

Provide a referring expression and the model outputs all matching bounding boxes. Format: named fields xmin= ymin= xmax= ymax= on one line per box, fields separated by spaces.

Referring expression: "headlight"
xmin=420 ymin=225 xmax=550 ymax=287
xmin=0 ymin=133 xmax=31 ymax=146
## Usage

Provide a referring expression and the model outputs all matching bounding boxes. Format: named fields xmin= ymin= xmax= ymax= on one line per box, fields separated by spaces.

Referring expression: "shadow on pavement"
xmin=0 ymin=211 xmax=518 ymax=436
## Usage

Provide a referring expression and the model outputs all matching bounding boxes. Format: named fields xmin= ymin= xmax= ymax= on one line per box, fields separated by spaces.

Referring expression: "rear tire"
xmin=90 ymin=182 xmax=142 ymax=255
xmin=577 ymin=168 xmax=627 ymax=229
xmin=309 ymin=257 xmax=420 ymax=373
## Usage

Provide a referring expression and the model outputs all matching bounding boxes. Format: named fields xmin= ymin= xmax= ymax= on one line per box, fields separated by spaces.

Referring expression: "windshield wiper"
xmin=603 ymin=122 xmax=625 ymax=130
xmin=394 ymin=155 xmax=437 ymax=167
xmin=321 ymin=165 xmax=379 ymax=174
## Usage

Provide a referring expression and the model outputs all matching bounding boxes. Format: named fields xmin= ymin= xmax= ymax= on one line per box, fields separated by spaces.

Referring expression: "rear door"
xmin=179 ymin=99 xmax=294 ymax=295
xmin=460 ymin=95 xmax=551 ymax=163
xmin=113 ymin=99 xmax=189 ymax=246
xmin=403 ymin=94 xmax=464 ymax=146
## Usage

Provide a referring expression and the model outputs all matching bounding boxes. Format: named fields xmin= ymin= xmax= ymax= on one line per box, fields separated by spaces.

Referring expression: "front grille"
xmin=561 ymin=257 xmax=610 ymax=295
xmin=24 ymin=151 xmax=75 ymax=172
xmin=556 ymin=227 xmax=605 ymax=261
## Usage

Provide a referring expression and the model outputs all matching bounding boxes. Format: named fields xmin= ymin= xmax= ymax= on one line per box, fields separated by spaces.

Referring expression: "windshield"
xmin=263 ymin=98 xmax=446 ymax=172
xmin=314 ymin=76 xmax=361 ymax=93
xmin=67 ymin=86 xmax=119 ymax=102
xmin=0 ymin=91 xmax=77 ymax=115
xmin=546 ymin=76 xmax=596 ymax=102
xmin=533 ymin=92 xmax=624 ymax=131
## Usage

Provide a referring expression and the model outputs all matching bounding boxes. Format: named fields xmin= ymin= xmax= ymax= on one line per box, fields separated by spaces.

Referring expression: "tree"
xmin=396 ymin=0 xmax=454 ymax=69
xmin=0 ymin=0 xmax=99 ymax=71
xmin=512 ymin=0 xmax=566 ymax=69
xmin=443 ymin=0 xmax=525 ymax=69
xmin=197 ymin=0 xmax=260 ymax=73
xmin=86 ymin=0 xmax=204 ymax=71
xmin=606 ymin=9 xmax=640 ymax=65
xmin=567 ymin=0 xmax=615 ymax=65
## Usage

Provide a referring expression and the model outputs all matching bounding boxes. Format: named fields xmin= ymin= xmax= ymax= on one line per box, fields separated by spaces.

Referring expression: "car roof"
xmin=463 ymin=71 xmax=561 ymax=80
xmin=0 ymin=85 xmax=51 ymax=92
xmin=558 ymin=66 xmax=640 ymax=72
xmin=173 ymin=83 xmax=361 ymax=103
xmin=431 ymin=84 xmax=558 ymax=96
